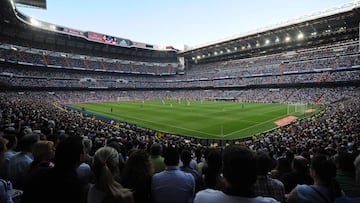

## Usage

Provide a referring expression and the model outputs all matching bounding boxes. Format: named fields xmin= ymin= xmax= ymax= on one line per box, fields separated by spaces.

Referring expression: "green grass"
xmin=67 ymin=100 xmax=318 ymax=140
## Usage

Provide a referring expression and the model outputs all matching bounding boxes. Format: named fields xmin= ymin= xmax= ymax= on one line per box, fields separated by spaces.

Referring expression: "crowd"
xmin=1 ymin=39 xmax=359 ymax=89
xmin=0 ymin=88 xmax=359 ymax=202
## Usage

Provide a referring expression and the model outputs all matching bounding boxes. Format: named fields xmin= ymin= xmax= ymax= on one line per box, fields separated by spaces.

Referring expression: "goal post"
xmin=287 ymin=103 xmax=307 ymax=115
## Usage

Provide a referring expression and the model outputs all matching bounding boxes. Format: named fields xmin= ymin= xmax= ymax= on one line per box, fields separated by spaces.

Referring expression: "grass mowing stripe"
xmin=68 ymin=100 xmax=318 ymax=139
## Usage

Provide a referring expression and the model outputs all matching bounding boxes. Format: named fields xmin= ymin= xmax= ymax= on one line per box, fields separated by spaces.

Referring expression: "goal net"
xmin=287 ymin=103 xmax=307 ymax=115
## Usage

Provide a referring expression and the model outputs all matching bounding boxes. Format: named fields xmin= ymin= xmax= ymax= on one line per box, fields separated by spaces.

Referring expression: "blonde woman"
xmin=88 ymin=146 xmax=133 ymax=203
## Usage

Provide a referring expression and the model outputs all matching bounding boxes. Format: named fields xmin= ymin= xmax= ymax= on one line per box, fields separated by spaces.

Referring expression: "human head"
xmin=18 ymin=133 xmax=40 ymax=152
xmin=32 ymin=140 xmax=55 ymax=163
xmin=334 ymin=151 xmax=355 ymax=173
xmin=310 ymin=154 xmax=336 ymax=182
xmin=122 ymin=149 xmax=152 ymax=179
xmin=2 ymin=134 xmax=17 ymax=150
xmin=222 ymin=145 xmax=257 ymax=193
xmin=292 ymin=155 xmax=309 ymax=174
xmin=54 ymin=135 xmax=84 ymax=170
xmin=82 ymin=138 xmax=92 ymax=154
xmin=150 ymin=143 xmax=162 ymax=156
xmin=163 ymin=147 xmax=179 ymax=166
xmin=255 ymin=151 xmax=273 ymax=175
xmin=180 ymin=150 xmax=192 ymax=167
xmin=93 ymin=146 xmax=120 ymax=180
xmin=275 ymin=157 xmax=291 ymax=173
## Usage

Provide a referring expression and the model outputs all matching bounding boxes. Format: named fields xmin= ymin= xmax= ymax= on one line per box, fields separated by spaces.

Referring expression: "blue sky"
xmin=17 ymin=0 xmax=354 ymax=49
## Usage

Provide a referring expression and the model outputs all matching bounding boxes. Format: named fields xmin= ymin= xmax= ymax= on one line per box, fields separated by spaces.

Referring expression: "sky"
xmin=16 ymin=0 xmax=355 ymax=50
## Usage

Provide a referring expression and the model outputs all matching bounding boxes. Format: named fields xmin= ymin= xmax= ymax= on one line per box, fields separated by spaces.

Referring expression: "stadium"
xmin=0 ymin=0 xmax=360 ymax=202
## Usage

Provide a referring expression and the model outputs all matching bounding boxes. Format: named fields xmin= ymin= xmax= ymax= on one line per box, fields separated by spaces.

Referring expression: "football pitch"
xmin=67 ymin=100 xmax=318 ymax=140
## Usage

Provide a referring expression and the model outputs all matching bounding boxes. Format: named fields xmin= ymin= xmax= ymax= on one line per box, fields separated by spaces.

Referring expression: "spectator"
xmin=195 ymin=148 xmax=206 ymax=176
xmin=0 ymin=136 xmax=14 ymax=203
xmin=280 ymin=155 xmax=313 ymax=194
xmin=28 ymin=140 xmax=55 ymax=174
xmin=7 ymin=134 xmax=39 ymax=190
xmin=151 ymin=147 xmax=195 ymax=203
xmin=355 ymin=154 xmax=360 ymax=185
xmin=254 ymin=151 xmax=286 ymax=202
xmin=82 ymin=137 xmax=93 ymax=165
xmin=1 ymin=134 xmax=17 ymax=179
xmin=180 ymin=149 xmax=204 ymax=193
xmin=286 ymin=154 xmax=341 ymax=203
xmin=21 ymin=135 xmax=87 ymax=203
xmin=88 ymin=146 xmax=133 ymax=203
xmin=202 ymin=149 xmax=226 ymax=191
xmin=194 ymin=145 xmax=279 ymax=203
xmin=121 ymin=149 xmax=152 ymax=203
xmin=149 ymin=143 xmax=165 ymax=174
xmin=334 ymin=152 xmax=360 ymax=197
xmin=271 ymin=157 xmax=292 ymax=180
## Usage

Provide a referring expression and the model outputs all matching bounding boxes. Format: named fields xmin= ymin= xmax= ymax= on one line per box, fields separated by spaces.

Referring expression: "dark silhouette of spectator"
xmin=287 ymin=154 xmax=342 ymax=203
xmin=271 ymin=157 xmax=292 ymax=180
xmin=21 ymin=135 xmax=87 ymax=203
xmin=82 ymin=137 xmax=94 ymax=165
xmin=201 ymin=149 xmax=226 ymax=191
xmin=355 ymin=154 xmax=360 ymax=184
xmin=28 ymin=140 xmax=55 ymax=174
xmin=149 ymin=143 xmax=165 ymax=174
xmin=7 ymin=134 xmax=39 ymax=190
xmin=151 ymin=146 xmax=195 ymax=203
xmin=180 ymin=149 xmax=205 ymax=193
xmin=121 ymin=149 xmax=152 ymax=203
xmin=88 ymin=146 xmax=133 ymax=203
xmin=334 ymin=152 xmax=360 ymax=197
xmin=195 ymin=145 xmax=279 ymax=203
xmin=280 ymin=155 xmax=313 ymax=194
xmin=254 ymin=151 xmax=286 ymax=202
xmin=0 ymin=136 xmax=16 ymax=203
xmin=0 ymin=134 xmax=17 ymax=179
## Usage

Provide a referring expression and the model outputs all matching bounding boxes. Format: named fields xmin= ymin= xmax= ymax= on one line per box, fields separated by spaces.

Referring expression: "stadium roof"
xmin=179 ymin=1 xmax=360 ymax=64
xmin=0 ymin=0 xmax=359 ymax=64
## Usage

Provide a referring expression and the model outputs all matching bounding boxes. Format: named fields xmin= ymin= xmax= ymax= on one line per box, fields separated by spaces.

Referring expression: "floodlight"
xmin=285 ymin=36 xmax=291 ymax=42
xmin=49 ymin=25 xmax=56 ymax=30
xmin=30 ymin=18 xmax=41 ymax=27
xmin=265 ymin=39 xmax=270 ymax=45
xmin=275 ymin=37 xmax=280 ymax=43
xmin=297 ymin=33 xmax=304 ymax=40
